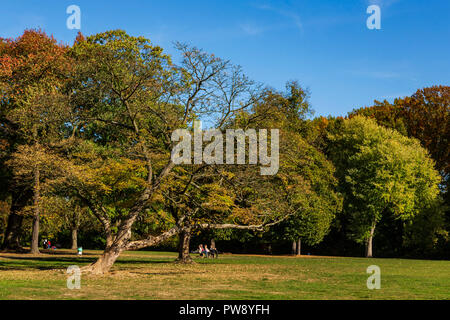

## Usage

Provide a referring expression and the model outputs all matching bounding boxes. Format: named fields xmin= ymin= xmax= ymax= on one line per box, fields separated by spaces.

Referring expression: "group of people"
xmin=198 ymin=244 xmax=219 ymax=258
xmin=42 ymin=239 xmax=55 ymax=250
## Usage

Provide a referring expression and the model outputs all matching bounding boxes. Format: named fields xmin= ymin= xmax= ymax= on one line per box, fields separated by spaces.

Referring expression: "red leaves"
xmin=0 ymin=29 xmax=71 ymax=87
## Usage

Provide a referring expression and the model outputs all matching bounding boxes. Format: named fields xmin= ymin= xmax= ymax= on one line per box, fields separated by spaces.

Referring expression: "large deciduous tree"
xmin=0 ymin=30 xmax=72 ymax=253
xmin=229 ymin=82 xmax=342 ymax=255
xmin=328 ymin=116 xmax=441 ymax=257
xmin=63 ymin=30 xmax=262 ymax=274
xmin=350 ymin=87 xmax=449 ymax=256
xmin=350 ymin=86 xmax=449 ymax=197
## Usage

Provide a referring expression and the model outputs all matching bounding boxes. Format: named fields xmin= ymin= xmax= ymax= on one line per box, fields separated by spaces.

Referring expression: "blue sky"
xmin=1 ymin=0 xmax=449 ymax=117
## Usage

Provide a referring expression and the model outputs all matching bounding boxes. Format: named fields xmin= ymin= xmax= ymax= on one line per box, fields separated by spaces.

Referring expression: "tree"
xmin=63 ymin=30 xmax=262 ymax=274
xmin=164 ymin=164 xmax=291 ymax=263
xmin=350 ymin=87 xmax=449 ymax=257
xmin=40 ymin=196 xmax=94 ymax=250
xmin=0 ymin=30 xmax=72 ymax=253
xmin=328 ymin=116 xmax=441 ymax=257
xmin=232 ymin=83 xmax=342 ymax=255
xmin=0 ymin=200 xmax=9 ymax=243
xmin=350 ymin=86 xmax=449 ymax=199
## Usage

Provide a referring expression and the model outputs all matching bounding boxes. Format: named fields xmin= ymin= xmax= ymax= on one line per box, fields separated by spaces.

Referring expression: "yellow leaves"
xmin=141 ymin=208 xmax=175 ymax=230
xmin=62 ymin=153 xmax=148 ymax=196
xmin=97 ymin=158 xmax=147 ymax=192
xmin=151 ymin=191 xmax=165 ymax=204
xmin=7 ymin=144 xmax=70 ymax=188
xmin=229 ymin=207 xmax=259 ymax=225
xmin=200 ymin=183 xmax=235 ymax=213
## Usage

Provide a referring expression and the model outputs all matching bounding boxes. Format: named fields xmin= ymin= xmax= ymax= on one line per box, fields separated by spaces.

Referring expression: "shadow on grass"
xmin=0 ymin=255 xmax=95 ymax=271
xmin=0 ymin=254 xmax=174 ymax=271
xmin=125 ymin=270 xmax=205 ymax=276
xmin=39 ymin=250 xmax=99 ymax=256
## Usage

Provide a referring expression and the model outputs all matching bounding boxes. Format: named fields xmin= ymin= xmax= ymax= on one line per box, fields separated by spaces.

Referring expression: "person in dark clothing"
xmin=209 ymin=244 xmax=219 ymax=259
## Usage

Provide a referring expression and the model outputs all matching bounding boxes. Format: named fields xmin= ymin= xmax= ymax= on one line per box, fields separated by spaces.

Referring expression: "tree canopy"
xmin=328 ymin=116 xmax=441 ymax=257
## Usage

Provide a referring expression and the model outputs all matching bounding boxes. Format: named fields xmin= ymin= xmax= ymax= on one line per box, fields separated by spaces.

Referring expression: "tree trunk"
xmin=84 ymin=218 xmax=135 ymax=274
xmin=71 ymin=228 xmax=78 ymax=250
xmin=365 ymin=223 xmax=376 ymax=258
xmin=176 ymin=227 xmax=193 ymax=264
xmin=2 ymin=212 xmax=24 ymax=251
xmin=291 ymin=240 xmax=297 ymax=255
xmin=85 ymin=215 xmax=181 ymax=274
xmin=105 ymin=233 xmax=113 ymax=249
xmin=30 ymin=166 xmax=40 ymax=254
xmin=1 ymin=189 xmax=31 ymax=251
xmin=83 ymin=241 xmax=124 ymax=274
xmin=296 ymin=238 xmax=301 ymax=256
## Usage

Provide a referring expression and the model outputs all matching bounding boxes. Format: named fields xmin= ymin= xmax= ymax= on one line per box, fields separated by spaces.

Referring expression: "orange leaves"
xmin=74 ymin=31 xmax=86 ymax=45
xmin=0 ymin=29 xmax=72 ymax=94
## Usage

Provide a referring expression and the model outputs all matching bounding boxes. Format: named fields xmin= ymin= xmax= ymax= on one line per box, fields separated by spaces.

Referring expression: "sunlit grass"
xmin=0 ymin=250 xmax=448 ymax=300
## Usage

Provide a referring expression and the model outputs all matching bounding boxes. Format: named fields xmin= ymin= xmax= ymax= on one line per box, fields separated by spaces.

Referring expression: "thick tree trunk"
xmin=105 ymin=233 xmax=113 ymax=249
xmin=83 ymin=241 xmax=124 ymax=275
xmin=85 ymin=205 xmax=181 ymax=274
xmin=84 ymin=221 xmax=181 ymax=274
xmin=84 ymin=219 xmax=136 ymax=274
xmin=176 ymin=227 xmax=193 ymax=264
xmin=1 ymin=189 xmax=31 ymax=251
xmin=291 ymin=240 xmax=297 ymax=255
xmin=365 ymin=223 xmax=376 ymax=258
xmin=30 ymin=166 xmax=40 ymax=254
xmin=2 ymin=212 xmax=24 ymax=251
xmin=296 ymin=238 xmax=301 ymax=256
xmin=71 ymin=228 xmax=78 ymax=250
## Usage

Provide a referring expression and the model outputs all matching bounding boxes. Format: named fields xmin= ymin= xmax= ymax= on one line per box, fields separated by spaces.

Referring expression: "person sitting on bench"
xmin=204 ymin=245 xmax=210 ymax=258
xmin=209 ymin=244 xmax=219 ymax=259
xmin=198 ymin=244 xmax=205 ymax=257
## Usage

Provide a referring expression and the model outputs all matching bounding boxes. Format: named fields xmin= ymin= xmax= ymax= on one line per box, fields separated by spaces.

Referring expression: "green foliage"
xmin=231 ymin=83 xmax=342 ymax=246
xmin=328 ymin=116 xmax=441 ymax=247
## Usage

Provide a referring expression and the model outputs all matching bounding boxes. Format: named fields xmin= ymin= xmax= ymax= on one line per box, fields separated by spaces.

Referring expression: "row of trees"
xmin=0 ymin=29 xmax=447 ymax=274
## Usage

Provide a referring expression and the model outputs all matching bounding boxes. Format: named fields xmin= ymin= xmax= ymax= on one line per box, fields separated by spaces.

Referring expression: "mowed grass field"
xmin=0 ymin=250 xmax=449 ymax=300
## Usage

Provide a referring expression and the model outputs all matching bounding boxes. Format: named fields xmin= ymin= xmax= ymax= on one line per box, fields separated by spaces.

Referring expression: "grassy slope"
xmin=0 ymin=250 xmax=448 ymax=300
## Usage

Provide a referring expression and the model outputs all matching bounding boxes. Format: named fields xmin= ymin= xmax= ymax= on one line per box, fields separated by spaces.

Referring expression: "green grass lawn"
xmin=0 ymin=250 xmax=448 ymax=300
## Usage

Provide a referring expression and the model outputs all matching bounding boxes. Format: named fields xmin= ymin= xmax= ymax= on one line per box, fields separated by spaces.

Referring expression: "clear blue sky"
xmin=1 ymin=0 xmax=449 ymax=117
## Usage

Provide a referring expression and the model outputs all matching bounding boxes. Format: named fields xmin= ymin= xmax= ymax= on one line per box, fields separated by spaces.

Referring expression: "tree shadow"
xmin=0 ymin=255 xmax=96 ymax=271
xmin=38 ymin=249 xmax=99 ymax=256
xmin=0 ymin=254 xmax=174 ymax=271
